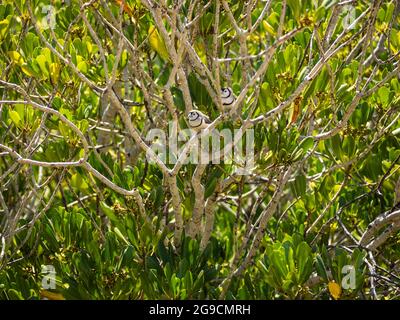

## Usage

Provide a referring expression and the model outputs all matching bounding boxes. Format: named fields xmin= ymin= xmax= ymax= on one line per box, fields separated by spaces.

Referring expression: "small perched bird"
xmin=221 ymin=87 xmax=235 ymax=109
xmin=221 ymin=87 xmax=241 ymax=121
xmin=187 ymin=110 xmax=211 ymax=131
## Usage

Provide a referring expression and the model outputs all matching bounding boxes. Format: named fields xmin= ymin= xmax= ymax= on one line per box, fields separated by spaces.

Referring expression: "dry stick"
xmin=163 ymin=15 xmax=194 ymax=115
xmin=367 ymin=252 xmax=378 ymax=299
xmin=252 ymin=30 xmax=364 ymax=127
xmin=186 ymin=164 xmax=207 ymax=238
xmin=2 ymin=187 xmax=35 ymax=257
xmin=12 ymin=169 xmax=68 ymax=258
xmin=171 ymin=28 xmax=304 ymax=176
xmin=0 ymin=100 xmax=89 ymax=167
xmin=277 ymin=0 xmax=287 ymax=38
xmin=109 ymin=37 xmax=125 ymax=92
xmin=166 ymin=174 xmax=184 ymax=248
xmin=308 ymin=109 xmax=400 ymax=181
xmin=199 ymin=198 xmax=217 ymax=251
xmin=247 ymin=7 xmax=369 ymax=128
xmin=219 ymin=166 xmax=292 ymax=298
xmin=0 ymin=235 xmax=5 ymax=265
xmin=323 ymin=3 xmax=342 ymax=49
xmin=212 ymin=0 xmax=222 ymax=111
xmin=395 ymin=176 xmax=400 ymax=206
xmin=80 ymin=8 xmax=109 ymax=83
xmin=27 ymin=1 xmax=103 ymax=94
xmin=314 ymin=62 xmax=400 ymax=140
xmin=354 ymin=0 xmax=382 ymax=93
xmin=314 ymin=24 xmax=338 ymax=115
xmin=232 ymin=176 xmax=245 ymax=252
xmin=184 ymin=42 xmax=221 ymax=107
xmin=306 ymin=176 xmax=348 ymax=235
xmin=101 ymin=26 xmax=126 ymax=145
xmin=249 ymin=0 xmax=273 ymax=34
xmin=230 ymin=27 xmax=304 ymax=121
xmin=111 ymin=2 xmax=188 ymax=245
xmin=221 ymin=1 xmax=250 ymax=86
xmin=367 ymin=219 xmax=400 ymax=251
xmin=107 ymin=90 xmax=169 ymax=174
xmin=162 ymin=22 xmax=189 ymax=122
xmin=0 ymin=191 xmax=9 ymax=216
xmin=0 ymin=140 xmax=145 ymax=202
xmin=1 ymin=101 xmax=149 ymax=225
xmin=200 ymin=176 xmax=239 ymax=251
xmin=345 ymin=33 xmax=368 ymax=64
xmin=230 ymin=175 xmax=274 ymax=268
xmin=144 ymin=0 xmax=194 ymax=115
xmin=83 ymin=161 xmax=152 ymax=226
xmin=200 ymin=184 xmax=220 ymax=251
xmin=359 ymin=209 xmax=400 ymax=247
xmin=364 ymin=32 xmax=387 ymax=67
xmin=2 ymin=106 xmax=49 ymax=192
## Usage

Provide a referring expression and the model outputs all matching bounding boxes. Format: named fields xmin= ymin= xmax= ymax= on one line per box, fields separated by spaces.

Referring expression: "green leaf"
xmin=204 ymin=177 xmax=217 ymax=198
xmin=78 ymin=119 xmax=89 ymax=134
xmin=148 ymin=25 xmax=170 ymax=62
xmin=77 ymin=61 xmax=88 ymax=74
xmin=343 ymin=135 xmax=355 ymax=157
xmin=298 ymin=137 xmax=314 ymax=153
xmin=50 ymin=62 xmax=60 ymax=83
xmin=114 ymin=226 xmax=129 ymax=245
xmin=120 ymin=49 xmax=128 ymax=69
xmin=315 ymin=254 xmax=329 ymax=282
xmin=7 ymin=50 xmax=25 ymax=65
xmin=296 ymin=242 xmax=312 ymax=284
xmin=9 ymin=110 xmax=21 ymax=126
xmin=292 ymin=137 xmax=314 ymax=161
xmin=36 ymin=54 xmax=49 ymax=77
xmin=377 ymin=86 xmax=390 ymax=105
xmin=0 ymin=19 xmax=10 ymax=39
xmin=7 ymin=289 xmax=24 ymax=300
xmin=287 ymin=0 xmax=301 ymax=21
xmin=58 ymin=122 xmax=70 ymax=139
xmin=41 ymin=47 xmax=52 ymax=63
xmin=293 ymin=174 xmax=307 ymax=197
xmin=385 ymin=2 xmax=395 ymax=23
xmin=70 ymin=173 xmax=89 ymax=191
xmin=331 ymin=134 xmax=342 ymax=159
xmin=100 ymin=202 xmax=119 ymax=224
xmin=270 ymin=249 xmax=288 ymax=280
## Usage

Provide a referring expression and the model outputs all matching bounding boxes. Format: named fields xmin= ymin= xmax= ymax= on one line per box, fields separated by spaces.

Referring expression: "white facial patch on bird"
xmin=221 ymin=87 xmax=235 ymax=106
xmin=188 ymin=111 xmax=203 ymax=129
xmin=187 ymin=110 xmax=210 ymax=131
xmin=188 ymin=111 xmax=199 ymax=121
xmin=221 ymin=88 xmax=232 ymax=98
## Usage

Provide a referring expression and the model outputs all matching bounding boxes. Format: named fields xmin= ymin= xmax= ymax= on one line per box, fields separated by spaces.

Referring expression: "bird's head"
xmin=187 ymin=110 xmax=200 ymax=121
xmin=221 ymin=87 xmax=233 ymax=99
